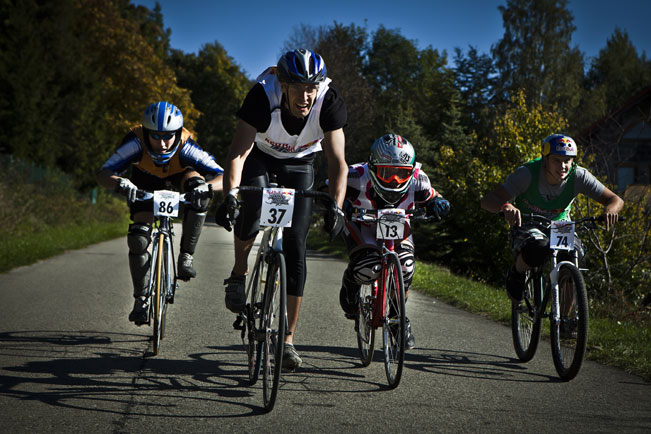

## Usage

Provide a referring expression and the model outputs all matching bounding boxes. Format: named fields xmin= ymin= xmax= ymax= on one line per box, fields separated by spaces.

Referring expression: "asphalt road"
xmin=0 ymin=223 xmax=649 ymax=433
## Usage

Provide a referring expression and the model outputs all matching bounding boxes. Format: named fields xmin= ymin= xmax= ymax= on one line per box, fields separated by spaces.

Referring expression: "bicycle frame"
xmin=370 ymin=239 xmax=400 ymax=329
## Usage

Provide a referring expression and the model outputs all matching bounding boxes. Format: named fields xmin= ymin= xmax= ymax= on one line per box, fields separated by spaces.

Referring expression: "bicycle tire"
xmin=152 ymin=233 xmax=165 ymax=356
xmin=356 ymin=282 xmax=376 ymax=367
xmin=160 ymin=236 xmax=172 ymax=340
xmin=246 ymin=246 xmax=266 ymax=385
xmin=262 ymin=252 xmax=286 ymax=412
xmin=550 ymin=264 xmax=588 ymax=381
xmin=382 ymin=253 xmax=406 ymax=389
xmin=511 ymin=270 xmax=543 ymax=361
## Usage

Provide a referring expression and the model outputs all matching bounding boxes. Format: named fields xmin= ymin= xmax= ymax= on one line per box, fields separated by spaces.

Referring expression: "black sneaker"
xmin=177 ymin=252 xmax=196 ymax=281
xmin=224 ymin=274 xmax=246 ymax=313
xmin=506 ymin=266 xmax=525 ymax=302
xmin=339 ymin=284 xmax=360 ymax=319
xmin=128 ymin=297 xmax=149 ymax=325
xmin=282 ymin=343 xmax=302 ymax=370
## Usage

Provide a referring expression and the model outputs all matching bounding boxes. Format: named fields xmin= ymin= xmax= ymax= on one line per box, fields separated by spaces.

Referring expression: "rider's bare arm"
xmin=480 ymin=185 xmax=521 ymax=227
xmin=596 ymin=187 xmax=624 ymax=230
xmin=224 ymin=119 xmax=257 ymax=194
xmin=322 ymin=128 xmax=347 ymax=208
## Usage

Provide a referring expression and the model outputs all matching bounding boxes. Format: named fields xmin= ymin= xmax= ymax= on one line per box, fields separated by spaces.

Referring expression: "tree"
xmin=491 ymin=0 xmax=584 ymax=118
xmin=169 ymin=42 xmax=251 ymax=163
xmin=586 ymin=28 xmax=651 ymax=113
xmin=453 ymin=46 xmax=497 ymax=136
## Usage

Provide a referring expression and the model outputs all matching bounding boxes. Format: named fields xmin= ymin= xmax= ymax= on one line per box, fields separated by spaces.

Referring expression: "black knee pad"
xmin=181 ymin=208 xmax=206 ymax=255
xmin=521 ymin=238 xmax=550 ymax=267
xmin=127 ymin=223 xmax=152 ymax=254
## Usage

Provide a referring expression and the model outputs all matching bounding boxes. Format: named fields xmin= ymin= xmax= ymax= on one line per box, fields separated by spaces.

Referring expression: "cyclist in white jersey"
xmin=214 ymin=49 xmax=348 ymax=370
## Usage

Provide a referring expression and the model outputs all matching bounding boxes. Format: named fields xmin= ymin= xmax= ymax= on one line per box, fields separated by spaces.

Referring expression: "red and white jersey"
xmin=344 ymin=162 xmax=436 ymax=250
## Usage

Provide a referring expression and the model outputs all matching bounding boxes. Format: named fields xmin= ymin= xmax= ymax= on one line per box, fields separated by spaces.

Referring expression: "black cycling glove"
xmin=215 ymin=194 xmax=239 ymax=232
xmin=324 ymin=205 xmax=345 ymax=241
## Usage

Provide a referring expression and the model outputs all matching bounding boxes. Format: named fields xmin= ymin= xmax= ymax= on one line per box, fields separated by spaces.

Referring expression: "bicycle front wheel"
xmin=356 ymin=282 xmax=375 ymax=367
xmin=550 ymin=264 xmax=588 ymax=381
xmin=246 ymin=248 xmax=266 ymax=385
xmin=261 ymin=252 xmax=286 ymax=412
xmin=152 ymin=233 xmax=166 ymax=356
xmin=511 ymin=270 xmax=543 ymax=361
xmin=382 ymin=253 xmax=406 ymax=389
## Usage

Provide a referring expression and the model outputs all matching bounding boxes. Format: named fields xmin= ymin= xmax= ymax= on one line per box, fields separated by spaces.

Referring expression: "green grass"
xmin=0 ymin=219 xmax=129 ymax=273
xmin=307 ymin=229 xmax=651 ymax=382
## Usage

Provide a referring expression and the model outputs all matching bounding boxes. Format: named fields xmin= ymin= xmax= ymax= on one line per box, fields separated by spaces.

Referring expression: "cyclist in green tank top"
xmin=480 ymin=134 xmax=623 ymax=302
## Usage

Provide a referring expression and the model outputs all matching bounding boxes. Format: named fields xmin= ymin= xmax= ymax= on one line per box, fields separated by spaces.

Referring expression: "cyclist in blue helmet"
xmin=480 ymin=133 xmax=623 ymax=302
xmin=214 ymin=49 xmax=348 ymax=370
xmin=97 ymin=101 xmax=224 ymax=324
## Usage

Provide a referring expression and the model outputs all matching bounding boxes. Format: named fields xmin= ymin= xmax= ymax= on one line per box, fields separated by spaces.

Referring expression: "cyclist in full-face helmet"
xmin=97 ymin=101 xmax=224 ymax=325
xmin=214 ymin=49 xmax=349 ymax=370
xmin=336 ymin=133 xmax=451 ymax=349
xmin=480 ymin=133 xmax=623 ymax=303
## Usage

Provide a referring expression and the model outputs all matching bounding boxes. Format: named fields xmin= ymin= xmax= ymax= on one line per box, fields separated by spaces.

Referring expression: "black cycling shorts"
xmin=235 ymin=146 xmax=315 ymax=297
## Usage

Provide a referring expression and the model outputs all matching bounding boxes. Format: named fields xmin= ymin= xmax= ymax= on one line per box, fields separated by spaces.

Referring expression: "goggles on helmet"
xmin=375 ymin=165 xmax=413 ymax=186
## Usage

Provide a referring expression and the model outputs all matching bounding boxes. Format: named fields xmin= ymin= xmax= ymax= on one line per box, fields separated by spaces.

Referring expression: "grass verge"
xmin=307 ymin=229 xmax=651 ymax=382
xmin=0 ymin=219 xmax=129 ymax=273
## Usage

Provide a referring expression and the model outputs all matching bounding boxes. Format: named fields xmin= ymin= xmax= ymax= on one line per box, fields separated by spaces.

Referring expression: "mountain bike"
xmin=230 ymin=185 xmax=335 ymax=412
xmin=134 ymin=188 xmax=209 ymax=356
xmin=508 ymin=213 xmax=623 ymax=381
xmin=351 ymin=207 xmax=435 ymax=388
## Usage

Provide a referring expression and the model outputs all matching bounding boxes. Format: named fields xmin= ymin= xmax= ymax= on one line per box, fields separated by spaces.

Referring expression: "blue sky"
xmin=133 ymin=0 xmax=651 ymax=80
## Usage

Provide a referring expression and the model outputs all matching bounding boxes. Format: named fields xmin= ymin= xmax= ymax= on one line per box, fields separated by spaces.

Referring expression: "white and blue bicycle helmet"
xmin=276 ymin=49 xmax=327 ymax=84
xmin=142 ymin=101 xmax=184 ymax=165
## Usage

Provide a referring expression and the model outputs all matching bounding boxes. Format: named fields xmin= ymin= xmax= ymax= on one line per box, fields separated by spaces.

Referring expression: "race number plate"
xmin=153 ymin=190 xmax=180 ymax=217
xmin=550 ymin=220 xmax=575 ymax=250
xmin=376 ymin=208 xmax=406 ymax=240
xmin=261 ymin=188 xmax=295 ymax=227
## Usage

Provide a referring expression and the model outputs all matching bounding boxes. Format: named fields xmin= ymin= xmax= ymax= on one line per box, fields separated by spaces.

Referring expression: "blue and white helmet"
xmin=276 ymin=49 xmax=327 ymax=84
xmin=142 ymin=101 xmax=184 ymax=165
xmin=542 ymin=134 xmax=577 ymax=157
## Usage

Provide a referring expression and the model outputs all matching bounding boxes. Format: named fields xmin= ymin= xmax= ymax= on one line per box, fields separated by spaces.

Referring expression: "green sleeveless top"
xmin=513 ymin=158 xmax=577 ymax=221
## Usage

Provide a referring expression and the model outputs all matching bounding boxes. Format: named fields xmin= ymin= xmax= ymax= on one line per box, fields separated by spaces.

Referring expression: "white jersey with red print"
xmin=254 ymin=67 xmax=332 ymax=159
xmin=344 ymin=162 xmax=436 ymax=250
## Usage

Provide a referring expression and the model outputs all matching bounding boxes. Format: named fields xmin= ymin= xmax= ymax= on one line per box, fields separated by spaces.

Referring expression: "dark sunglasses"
xmin=150 ymin=132 xmax=175 ymax=141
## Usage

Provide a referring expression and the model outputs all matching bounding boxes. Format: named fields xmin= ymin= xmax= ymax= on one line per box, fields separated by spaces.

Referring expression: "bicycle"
xmin=134 ymin=188 xmax=210 ymax=356
xmin=351 ymin=207 xmax=435 ymax=388
xmin=230 ymin=184 xmax=335 ymax=412
xmin=507 ymin=213 xmax=623 ymax=381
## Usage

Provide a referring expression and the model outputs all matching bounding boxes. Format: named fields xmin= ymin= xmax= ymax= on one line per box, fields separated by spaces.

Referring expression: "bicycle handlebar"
xmin=135 ymin=189 xmax=190 ymax=203
xmin=351 ymin=207 xmax=436 ymax=223
xmin=229 ymin=186 xmax=336 ymax=208
xmin=498 ymin=211 xmax=625 ymax=226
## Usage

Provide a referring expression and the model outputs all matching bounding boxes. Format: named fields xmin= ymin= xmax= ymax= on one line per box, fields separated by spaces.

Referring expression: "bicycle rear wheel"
xmin=262 ymin=252 xmax=286 ymax=412
xmin=382 ymin=253 xmax=406 ymax=389
xmin=246 ymin=248 xmax=266 ymax=385
xmin=152 ymin=233 xmax=166 ymax=356
xmin=356 ymin=282 xmax=376 ymax=367
xmin=511 ymin=270 xmax=543 ymax=361
xmin=551 ymin=265 xmax=588 ymax=381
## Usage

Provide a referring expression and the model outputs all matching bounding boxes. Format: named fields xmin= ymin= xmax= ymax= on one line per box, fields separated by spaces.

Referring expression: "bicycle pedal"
xmin=232 ymin=316 xmax=245 ymax=331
